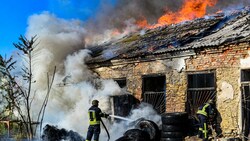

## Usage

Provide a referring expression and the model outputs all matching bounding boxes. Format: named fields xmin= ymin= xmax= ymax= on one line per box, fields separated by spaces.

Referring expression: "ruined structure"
xmin=86 ymin=7 xmax=250 ymax=139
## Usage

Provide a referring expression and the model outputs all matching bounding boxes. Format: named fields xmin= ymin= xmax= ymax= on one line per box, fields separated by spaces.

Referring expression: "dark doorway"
xmin=186 ymin=71 xmax=216 ymax=116
xmin=241 ymin=69 xmax=250 ymax=140
xmin=111 ymin=94 xmax=139 ymax=121
xmin=142 ymin=75 xmax=166 ymax=114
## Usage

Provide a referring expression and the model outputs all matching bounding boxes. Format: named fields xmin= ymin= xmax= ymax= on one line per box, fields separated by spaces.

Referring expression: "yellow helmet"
xmin=92 ymin=100 xmax=99 ymax=106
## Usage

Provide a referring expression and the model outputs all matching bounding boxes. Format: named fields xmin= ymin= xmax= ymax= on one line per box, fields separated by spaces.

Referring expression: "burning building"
xmin=1 ymin=0 xmax=250 ymax=140
xmin=85 ymin=6 xmax=250 ymax=140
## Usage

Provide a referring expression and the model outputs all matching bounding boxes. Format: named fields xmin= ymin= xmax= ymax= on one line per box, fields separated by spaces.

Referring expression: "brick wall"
xmin=91 ymin=42 xmax=250 ymax=137
xmin=186 ymin=42 xmax=250 ymax=136
xmin=93 ymin=58 xmax=188 ymax=112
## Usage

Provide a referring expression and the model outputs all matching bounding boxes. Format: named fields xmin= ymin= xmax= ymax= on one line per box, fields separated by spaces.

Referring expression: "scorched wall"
xmin=90 ymin=42 xmax=250 ymax=138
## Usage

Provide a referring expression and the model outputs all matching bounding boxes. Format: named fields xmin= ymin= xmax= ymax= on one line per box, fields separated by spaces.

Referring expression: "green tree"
xmin=0 ymin=35 xmax=56 ymax=140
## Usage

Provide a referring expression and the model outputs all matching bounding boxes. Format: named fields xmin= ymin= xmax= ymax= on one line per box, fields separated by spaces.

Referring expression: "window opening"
xmin=241 ymin=69 xmax=250 ymax=82
xmin=142 ymin=75 xmax=166 ymax=114
xmin=186 ymin=71 xmax=216 ymax=116
xmin=241 ymin=69 xmax=250 ymax=140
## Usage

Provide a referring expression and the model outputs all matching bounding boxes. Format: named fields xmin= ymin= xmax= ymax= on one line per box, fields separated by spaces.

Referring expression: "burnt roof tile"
xmin=86 ymin=7 xmax=250 ymax=64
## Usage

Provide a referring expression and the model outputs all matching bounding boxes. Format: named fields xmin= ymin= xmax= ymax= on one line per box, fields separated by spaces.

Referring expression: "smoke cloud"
xmin=85 ymin=0 xmax=250 ymax=35
xmin=85 ymin=0 xmax=183 ymax=37
xmin=23 ymin=11 xmax=162 ymax=140
xmin=210 ymin=0 xmax=250 ymax=12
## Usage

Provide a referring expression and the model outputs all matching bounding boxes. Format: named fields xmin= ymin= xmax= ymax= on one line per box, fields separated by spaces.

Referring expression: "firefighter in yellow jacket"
xmin=196 ymin=99 xmax=216 ymax=141
xmin=86 ymin=100 xmax=109 ymax=141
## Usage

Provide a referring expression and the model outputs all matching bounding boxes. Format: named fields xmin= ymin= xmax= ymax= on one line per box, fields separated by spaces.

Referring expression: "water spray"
xmin=109 ymin=115 xmax=134 ymax=122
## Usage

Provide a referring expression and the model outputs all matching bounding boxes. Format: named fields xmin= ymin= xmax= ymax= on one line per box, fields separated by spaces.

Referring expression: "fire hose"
xmin=101 ymin=119 xmax=110 ymax=141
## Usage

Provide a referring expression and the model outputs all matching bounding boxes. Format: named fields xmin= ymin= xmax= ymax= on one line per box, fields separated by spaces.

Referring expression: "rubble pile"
xmin=42 ymin=124 xmax=84 ymax=141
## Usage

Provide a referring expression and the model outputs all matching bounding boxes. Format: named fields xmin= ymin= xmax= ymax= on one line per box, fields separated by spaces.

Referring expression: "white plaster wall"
xmin=160 ymin=57 xmax=188 ymax=72
xmin=240 ymin=50 xmax=250 ymax=68
xmin=218 ymin=81 xmax=234 ymax=101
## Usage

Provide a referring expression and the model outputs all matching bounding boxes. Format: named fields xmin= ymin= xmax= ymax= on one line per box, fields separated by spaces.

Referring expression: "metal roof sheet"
xmin=87 ymin=7 xmax=250 ymax=64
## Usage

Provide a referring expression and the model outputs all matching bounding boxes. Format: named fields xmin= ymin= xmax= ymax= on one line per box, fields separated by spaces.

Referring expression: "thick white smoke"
xmin=23 ymin=12 xmax=161 ymax=141
xmin=105 ymin=103 xmax=162 ymax=140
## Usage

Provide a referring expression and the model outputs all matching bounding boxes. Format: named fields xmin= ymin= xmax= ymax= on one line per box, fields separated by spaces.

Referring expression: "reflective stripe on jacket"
xmin=197 ymin=103 xmax=210 ymax=117
xmin=88 ymin=106 xmax=102 ymax=125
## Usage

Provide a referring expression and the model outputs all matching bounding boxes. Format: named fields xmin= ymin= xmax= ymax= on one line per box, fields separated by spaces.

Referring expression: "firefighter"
xmin=86 ymin=100 xmax=109 ymax=141
xmin=196 ymin=99 xmax=217 ymax=141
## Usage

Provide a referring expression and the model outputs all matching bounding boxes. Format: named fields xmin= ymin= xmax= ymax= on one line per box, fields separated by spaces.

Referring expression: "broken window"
xmin=142 ymin=75 xmax=166 ymax=114
xmin=186 ymin=71 xmax=216 ymax=116
xmin=241 ymin=69 xmax=250 ymax=140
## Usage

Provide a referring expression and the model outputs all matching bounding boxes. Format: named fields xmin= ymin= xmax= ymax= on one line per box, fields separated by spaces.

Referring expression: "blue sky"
xmin=0 ymin=0 xmax=115 ymax=57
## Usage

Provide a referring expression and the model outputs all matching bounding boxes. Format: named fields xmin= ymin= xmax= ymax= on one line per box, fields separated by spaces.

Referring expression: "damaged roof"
xmin=86 ymin=6 xmax=250 ymax=64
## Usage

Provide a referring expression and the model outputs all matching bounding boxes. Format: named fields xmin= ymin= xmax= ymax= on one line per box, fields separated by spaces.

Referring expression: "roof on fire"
xmin=86 ymin=6 xmax=250 ymax=64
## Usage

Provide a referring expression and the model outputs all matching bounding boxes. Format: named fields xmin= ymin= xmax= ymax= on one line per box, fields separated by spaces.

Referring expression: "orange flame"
xmin=136 ymin=19 xmax=149 ymax=29
xmin=111 ymin=29 xmax=121 ymax=36
xmin=137 ymin=0 xmax=218 ymax=28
